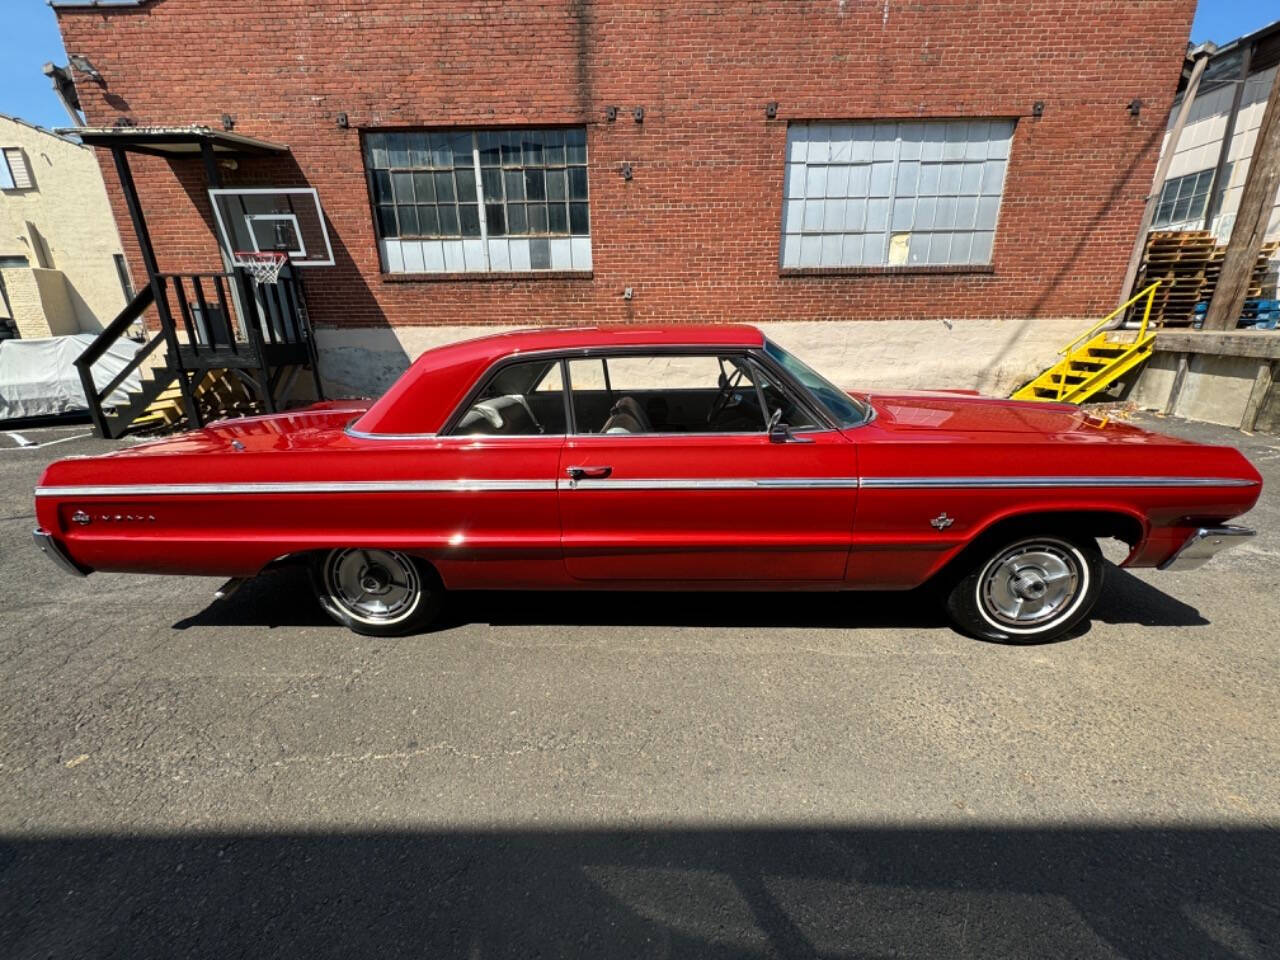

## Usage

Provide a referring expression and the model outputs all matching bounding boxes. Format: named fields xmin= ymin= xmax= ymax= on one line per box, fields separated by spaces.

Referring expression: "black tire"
xmin=310 ymin=548 xmax=443 ymax=637
xmin=944 ymin=533 xmax=1103 ymax=644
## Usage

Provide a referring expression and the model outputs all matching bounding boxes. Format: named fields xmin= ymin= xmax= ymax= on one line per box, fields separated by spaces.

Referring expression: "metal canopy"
xmin=58 ymin=125 xmax=288 ymax=157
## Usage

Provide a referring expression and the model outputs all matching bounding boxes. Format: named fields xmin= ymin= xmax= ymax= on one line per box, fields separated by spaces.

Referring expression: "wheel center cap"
xmin=360 ymin=566 xmax=389 ymax=594
xmin=1012 ymin=572 xmax=1047 ymax=600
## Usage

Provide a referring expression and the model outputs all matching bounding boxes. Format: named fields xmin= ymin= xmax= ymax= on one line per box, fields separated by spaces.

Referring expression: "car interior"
xmin=451 ymin=354 xmax=819 ymax=436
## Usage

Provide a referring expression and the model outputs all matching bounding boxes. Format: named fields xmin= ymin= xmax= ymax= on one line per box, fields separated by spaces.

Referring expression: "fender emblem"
xmin=71 ymin=510 xmax=91 ymax=525
xmin=930 ymin=512 xmax=955 ymax=530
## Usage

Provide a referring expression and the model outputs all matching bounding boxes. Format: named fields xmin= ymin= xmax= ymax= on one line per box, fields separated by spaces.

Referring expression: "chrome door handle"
xmin=567 ymin=465 xmax=613 ymax=480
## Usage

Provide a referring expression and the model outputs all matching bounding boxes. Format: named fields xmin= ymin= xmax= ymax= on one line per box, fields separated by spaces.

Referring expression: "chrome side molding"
xmin=32 ymin=529 xmax=89 ymax=577
xmin=1159 ymin=525 xmax=1256 ymax=572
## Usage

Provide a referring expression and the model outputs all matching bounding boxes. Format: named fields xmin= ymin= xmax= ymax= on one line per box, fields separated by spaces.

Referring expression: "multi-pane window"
xmin=1152 ymin=166 xmax=1230 ymax=230
xmin=365 ymin=128 xmax=591 ymax=274
xmin=781 ymin=120 xmax=1014 ymax=269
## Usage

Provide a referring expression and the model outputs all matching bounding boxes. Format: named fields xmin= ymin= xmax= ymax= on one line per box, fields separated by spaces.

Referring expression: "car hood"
xmin=861 ymin=390 xmax=1189 ymax=443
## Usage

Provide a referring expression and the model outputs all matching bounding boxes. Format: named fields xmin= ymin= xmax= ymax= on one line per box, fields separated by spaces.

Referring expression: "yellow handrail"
xmin=1060 ymin=281 xmax=1161 ymax=358
xmin=1052 ymin=281 xmax=1160 ymax=401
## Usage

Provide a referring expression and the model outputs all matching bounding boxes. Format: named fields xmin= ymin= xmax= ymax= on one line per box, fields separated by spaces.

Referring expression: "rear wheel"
xmin=944 ymin=534 xmax=1103 ymax=643
xmin=311 ymin=548 xmax=442 ymax=636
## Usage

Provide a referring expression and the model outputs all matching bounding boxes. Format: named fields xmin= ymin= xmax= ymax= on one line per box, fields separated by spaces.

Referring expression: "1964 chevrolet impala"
xmin=34 ymin=325 xmax=1261 ymax=643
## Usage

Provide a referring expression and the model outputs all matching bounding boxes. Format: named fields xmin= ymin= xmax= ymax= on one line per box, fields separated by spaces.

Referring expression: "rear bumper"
xmin=33 ymin=529 xmax=90 ymax=577
xmin=1158 ymin=525 xmax=1255 ymax=572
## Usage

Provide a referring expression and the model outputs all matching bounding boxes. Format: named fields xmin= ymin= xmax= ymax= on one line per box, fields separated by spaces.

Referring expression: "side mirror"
xmin=767 ymin=408 xmax=786 ymax=443
xmin=767 ymin=407 xmax=815 ymax=444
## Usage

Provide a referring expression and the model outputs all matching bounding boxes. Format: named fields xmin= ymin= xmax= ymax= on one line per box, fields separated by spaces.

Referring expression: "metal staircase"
xmin=76 ymin=265 xmax=322 ymax=438
xmin=1012 ymin=282 xmax=1160 ymax=404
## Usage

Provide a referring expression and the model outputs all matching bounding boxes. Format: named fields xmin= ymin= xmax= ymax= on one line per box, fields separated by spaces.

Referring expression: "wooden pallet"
xmin=1130 ymin=232 xmax=1279 ymax=329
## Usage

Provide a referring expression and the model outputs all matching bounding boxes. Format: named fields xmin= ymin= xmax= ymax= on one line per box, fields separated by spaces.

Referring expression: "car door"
xmin=558 ymin=352 xmax=859 ymax=582
xmin=420 ymin=357 xmax=569 ymax=588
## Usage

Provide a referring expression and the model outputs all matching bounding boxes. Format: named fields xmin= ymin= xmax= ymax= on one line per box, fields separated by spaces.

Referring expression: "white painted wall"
xmin=313 ymin=317 xmax=1085 ymax=401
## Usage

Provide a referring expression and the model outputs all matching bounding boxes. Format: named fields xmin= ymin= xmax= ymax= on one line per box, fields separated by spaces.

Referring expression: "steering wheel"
xmin=707 ymin=366 xmax=745 ymax=424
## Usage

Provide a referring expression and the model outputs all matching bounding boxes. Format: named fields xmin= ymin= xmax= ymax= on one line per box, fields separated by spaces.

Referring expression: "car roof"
xmin=351 ymin=324 xmax=767 ymax=436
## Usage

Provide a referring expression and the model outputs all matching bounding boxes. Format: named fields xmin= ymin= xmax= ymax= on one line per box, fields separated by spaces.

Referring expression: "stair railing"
xmin=1051 ymin=281 xmax=1161 ymax=401
xmin=74 ymin=284 xmax=161 ymax=438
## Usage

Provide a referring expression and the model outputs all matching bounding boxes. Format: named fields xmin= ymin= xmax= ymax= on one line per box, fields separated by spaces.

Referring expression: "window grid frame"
xmin=365 ymin=128 xmax=591 ymax=275
xmin=781 ymin=119 xmax=1013 ymax=270
xmin=1152 ymin=165 xmax=1230 ymax=230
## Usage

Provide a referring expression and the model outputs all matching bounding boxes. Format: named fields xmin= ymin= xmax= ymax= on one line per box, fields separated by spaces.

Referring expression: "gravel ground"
xmin=1 ymin=414 xmax=1277 ymax=958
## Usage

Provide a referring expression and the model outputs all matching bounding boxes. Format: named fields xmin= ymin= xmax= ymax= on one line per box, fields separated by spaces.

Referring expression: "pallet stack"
xmin=1200 ymin=241 xmax=1279 ymax=317
xmin=1130 ymin=231 xmax=1280 ymax=329
xmin=1129 ymin=231 xmax=1216 ymax=327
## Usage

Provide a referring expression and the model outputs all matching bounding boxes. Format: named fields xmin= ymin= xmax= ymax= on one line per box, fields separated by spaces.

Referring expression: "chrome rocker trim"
xmin=33 ymin=528 xmax=89 ymax=577
xmin=1159 ymin=525 xmax=1256 ymax=572
xmin=33 ymin=474 xmax=1258 ymax=498
xmin=34 ymin=480 xmax=558 ymax=497
xmin=859 ymin=475 xmax=1260 ymax=489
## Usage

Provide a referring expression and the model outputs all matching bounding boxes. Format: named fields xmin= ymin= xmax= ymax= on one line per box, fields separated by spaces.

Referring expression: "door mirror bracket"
xmin=767 ymin=408 xmax=814 ymax=444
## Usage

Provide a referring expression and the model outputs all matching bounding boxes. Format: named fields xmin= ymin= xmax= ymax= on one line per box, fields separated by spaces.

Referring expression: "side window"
xmin=568 ymin=354 xmax=769 ymax=435
xmin=450 ymin=359 xmax=567 ymax=436
xmin=749 ymin=360 xmax=821 ymax=431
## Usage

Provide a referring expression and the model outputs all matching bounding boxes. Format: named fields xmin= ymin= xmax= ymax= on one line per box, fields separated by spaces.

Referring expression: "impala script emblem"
xmin=930 ymin=512 xmax=955 ymax=530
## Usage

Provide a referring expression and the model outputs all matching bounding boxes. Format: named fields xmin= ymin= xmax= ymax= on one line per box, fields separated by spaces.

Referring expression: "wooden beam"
xmin=1116 ymin=52 xmax=1210 ymax=309
xmin=1164 ymin=352 xmax=1190 ymax=416
xmin=1240 ymin=360 xmax=1274 ymax=431
xmin=1202 ymin=62 xmax=1280 ymax=330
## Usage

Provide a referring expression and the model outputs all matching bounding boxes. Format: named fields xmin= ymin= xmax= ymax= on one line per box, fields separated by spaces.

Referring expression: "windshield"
xmin=763 ymin=339 xmax=871 ymax=428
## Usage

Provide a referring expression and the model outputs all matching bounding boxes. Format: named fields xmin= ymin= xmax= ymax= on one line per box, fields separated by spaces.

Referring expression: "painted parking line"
xmin=2 ymin=431 xmax=92 ymax=451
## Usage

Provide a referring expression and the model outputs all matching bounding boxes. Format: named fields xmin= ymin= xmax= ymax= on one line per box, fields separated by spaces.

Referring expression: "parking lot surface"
xmin=2 ymin=415 xmax=1278 ymax=958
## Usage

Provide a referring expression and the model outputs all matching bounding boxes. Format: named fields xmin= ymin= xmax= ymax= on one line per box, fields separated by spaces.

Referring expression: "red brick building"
xmin=52 ymin=0 xmax=1196 ymax=396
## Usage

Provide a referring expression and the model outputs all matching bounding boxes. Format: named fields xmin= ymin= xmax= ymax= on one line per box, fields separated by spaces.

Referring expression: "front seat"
xmin=600 ymin=395 xmax=653 ymax=434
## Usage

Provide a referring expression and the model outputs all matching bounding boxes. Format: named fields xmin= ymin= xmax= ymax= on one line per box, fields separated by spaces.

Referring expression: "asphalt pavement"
xmin=1 ymin=414 xmax=1277 ymax=958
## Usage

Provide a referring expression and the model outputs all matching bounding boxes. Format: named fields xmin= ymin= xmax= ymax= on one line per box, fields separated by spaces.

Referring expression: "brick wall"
xmin=55 ymin=0 xmax=1197 ymax=331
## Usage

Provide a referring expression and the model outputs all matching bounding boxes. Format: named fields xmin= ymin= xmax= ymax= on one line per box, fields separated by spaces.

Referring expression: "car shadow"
xmin=2 ymin=825 xmax=1276 ymax=959
xmin=173 ymin=561 xmax=1207 ymax=635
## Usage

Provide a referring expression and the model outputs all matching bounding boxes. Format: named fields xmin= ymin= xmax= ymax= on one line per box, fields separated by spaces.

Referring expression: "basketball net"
xmin=233 ymin=251 xmax=288 ymax=285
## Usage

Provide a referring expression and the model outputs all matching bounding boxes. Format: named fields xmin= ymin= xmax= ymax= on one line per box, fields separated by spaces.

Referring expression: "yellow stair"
xmin=131 ymin=369 xmax=255 ymax=431
xmin=1012 ymin=281 xmax=1160 ymax=404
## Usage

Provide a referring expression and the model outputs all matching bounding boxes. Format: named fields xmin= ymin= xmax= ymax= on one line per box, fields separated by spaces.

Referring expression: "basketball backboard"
xmin=209 ymin=187 xmax=335 ymax=267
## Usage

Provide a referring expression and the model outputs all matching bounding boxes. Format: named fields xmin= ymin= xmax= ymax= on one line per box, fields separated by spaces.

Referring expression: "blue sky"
xmin=1 ymin=1 xmax=1276 ymax=131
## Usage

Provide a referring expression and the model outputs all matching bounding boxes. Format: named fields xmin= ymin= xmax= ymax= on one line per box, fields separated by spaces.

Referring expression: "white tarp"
xmin=0 ymin=334 xmax=142 ymax=420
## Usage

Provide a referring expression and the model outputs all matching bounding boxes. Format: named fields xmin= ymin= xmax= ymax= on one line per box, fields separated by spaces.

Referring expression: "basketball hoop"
xmin=233 ymin=250 xmax=288 ymax=285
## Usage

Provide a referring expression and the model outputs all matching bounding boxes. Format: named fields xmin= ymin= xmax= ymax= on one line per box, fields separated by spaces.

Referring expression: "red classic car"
xmin=34 ymin=325 xmax=1261 ymax=643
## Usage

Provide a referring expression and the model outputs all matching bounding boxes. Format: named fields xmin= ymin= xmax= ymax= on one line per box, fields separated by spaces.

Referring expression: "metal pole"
xmin=1203 ymin=44 xmax=1252 ymax=231
xmin=111 ymin=147 xmax=201 ymax=428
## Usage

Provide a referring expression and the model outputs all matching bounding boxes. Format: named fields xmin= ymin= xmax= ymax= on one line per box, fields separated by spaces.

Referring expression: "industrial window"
xmin=781 ymin=120 xmax=1014 ymax=269
xmin=1 ymin=149 xmax=32 ymax=190
xmin=364 ymin=129 xmax=591 ymax=274
xmin=1152 ymin=166 xmax=1230 ymax=229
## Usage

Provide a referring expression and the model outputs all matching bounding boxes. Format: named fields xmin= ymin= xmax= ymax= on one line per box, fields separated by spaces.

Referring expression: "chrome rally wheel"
xmin=945 ymin=533 xmax=1103 ymax=643
xmin=313 ymin=548 xmax=441 ymax=636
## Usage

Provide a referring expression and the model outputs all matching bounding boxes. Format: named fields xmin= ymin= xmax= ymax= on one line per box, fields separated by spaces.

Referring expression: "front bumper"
xmin=33 ymin=529 xmax=89 ymax=577
xmin=1159 ymin=525 xmax=1256 ymax=572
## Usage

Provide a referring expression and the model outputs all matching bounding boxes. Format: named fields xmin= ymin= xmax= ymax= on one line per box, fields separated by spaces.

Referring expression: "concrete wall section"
xmin=312 ymin=317 xmax=1084 ymax=400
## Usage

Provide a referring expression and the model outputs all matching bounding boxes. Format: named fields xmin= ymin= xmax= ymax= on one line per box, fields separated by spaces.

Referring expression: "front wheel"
xmin=944 ymin=534 xmax=1103 ymax=644
xmin=311 ymin=548 xmax=442 ymax=636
